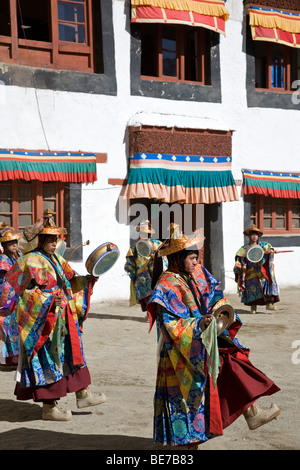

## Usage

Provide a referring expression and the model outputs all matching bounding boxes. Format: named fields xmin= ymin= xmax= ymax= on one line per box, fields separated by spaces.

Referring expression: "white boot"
xmin=42 ymin=401 xmax=72 ymax=421
xmin=250 ymin=305 xmax=257 ymax=314
xmin=244 ymin=403 xmax=280 ymax=430
xmin=76 ymin=388 xmax=106 ymax=409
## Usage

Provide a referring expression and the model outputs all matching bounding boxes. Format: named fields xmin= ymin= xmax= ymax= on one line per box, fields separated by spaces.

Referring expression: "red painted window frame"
xmin=250 ymin=194 xmax=300 ymax=234
xmin=0 ymin=0 xmax=96 ymax=73
xmin=0 ymin=180 xmax=65 ymax=235
xmin=140 ymin=24 xmax=208 ymax=85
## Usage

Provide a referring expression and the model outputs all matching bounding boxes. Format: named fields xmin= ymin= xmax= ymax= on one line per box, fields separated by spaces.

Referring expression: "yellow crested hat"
xmin=39 ymin=209 xmax=67 ymax=236
xmin=157 ymin=223 xmax=204 ymax=257
xmin=0 ymin=222 xmax=22 ymax=243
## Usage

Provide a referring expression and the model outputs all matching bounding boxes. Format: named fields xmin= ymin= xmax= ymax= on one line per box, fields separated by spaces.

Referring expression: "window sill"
xmin=141 ymin=75 xmax=206 ymax=86
xmin=255 ymin=87 xmax=296 ymax=94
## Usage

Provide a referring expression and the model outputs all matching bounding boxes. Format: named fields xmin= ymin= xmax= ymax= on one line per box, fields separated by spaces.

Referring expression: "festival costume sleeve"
xmin=69 ymin=274 xmax=96 ymax=328
xmin=5 ymin=253 xmax=84 ymax=365
xmin=4 ymin=254 xmax=60 ymax=360
xmin=124 ymin=247 xmax=137 ymax=280
xmin=156 ymin=303 xmax=206 ymax=403
xmin=0 ymin=256 xmax=16 ymax=311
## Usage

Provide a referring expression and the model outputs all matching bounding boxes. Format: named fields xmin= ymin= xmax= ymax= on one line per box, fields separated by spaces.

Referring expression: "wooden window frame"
xmin=140 ymin=24 xmax=208 ymax=85
xmin=250 ymin=194 xmax=300 ymax=234
xmin=255 ymin=41 xmax=298 ymax=93
xmin=0 ymin=0 xmax=96 ymax=73
xmin=0 ymin=180 xmax=66 ymax=239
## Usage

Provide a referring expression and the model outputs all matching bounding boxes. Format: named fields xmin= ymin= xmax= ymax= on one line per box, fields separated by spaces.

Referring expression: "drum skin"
xmin=85 ymin=242 xmax=120 ymax=277
xmin=136 ymin=239 xmax=153 ymax=258
xmin=246 ymin=245 xmax=264 ymax=263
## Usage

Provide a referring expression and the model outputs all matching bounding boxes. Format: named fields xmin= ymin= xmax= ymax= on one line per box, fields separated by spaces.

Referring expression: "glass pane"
xmin=59 ymin=23 xmax=85 ymax=43
xmin=43 ymin=185 xmax=56 ymax=199
xmin=141 ymin=24 xmax=158 ymax=77
xmin=276 ymin=204 xmax=285 ymax=218
xmin=271 ymin=44 xmax=284 ymax=88
xmin=19 ymin=214 xmax=32 ymax=228
xmin=263 ymin=218 xmax=272 ymax=228
xmin=0 ymin=201 xmax=12 ymax=212
xmin=18 ymin=184 xmax=32 ymax=199
xmin=0 ymin=184 xmax=11 ymax=199
xmin=17 ymin=0 xmax=50 ymax=42
xmin=264 ymin=205 xmax=272 ymax=217
xmin=162 ymin=26 xmax=176 ymax=77
xmin=292 ymin=200 xmax=300 ymax=217
xmin=19 ymin=199 xmax=32 ymax=212
xmin=184 ymin=28 xmax=198 ymax=81
xmin=292 ymin=218 xmax=300 ymax=228
xmin=43 ymin=200 xmax=56 ymax=213
xmin=58 ymin=2 xmax=85 ymax=23
xmin=0 ymin=1 xmax=11 ymax=36
xmin=276 ymin=218 xmax=285 ymax=228
xmin=0 ymin=214 xmax=12 ymax=225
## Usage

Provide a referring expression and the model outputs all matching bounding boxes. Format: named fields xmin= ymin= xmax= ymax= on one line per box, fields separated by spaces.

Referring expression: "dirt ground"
xmin=0 ymin=286 xmax=300 ymax=451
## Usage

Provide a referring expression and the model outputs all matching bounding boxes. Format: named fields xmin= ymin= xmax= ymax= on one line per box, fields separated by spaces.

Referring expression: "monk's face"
xmin=184 ymin=252 xmax=198 ymax=274
xmin=42 ymin=235 xmax=58 ymax=255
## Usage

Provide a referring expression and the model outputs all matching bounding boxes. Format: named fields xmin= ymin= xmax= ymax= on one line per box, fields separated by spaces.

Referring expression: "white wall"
xmin=0 ymin=0 xmax=299 ymax=301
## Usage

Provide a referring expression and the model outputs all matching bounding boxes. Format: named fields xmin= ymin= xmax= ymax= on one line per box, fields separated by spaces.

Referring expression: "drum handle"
xmin=66 ymin=240 xmax=90 ymax=263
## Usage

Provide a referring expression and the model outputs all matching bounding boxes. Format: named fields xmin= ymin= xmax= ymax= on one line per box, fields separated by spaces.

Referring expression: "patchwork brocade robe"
xmin=147 ymin=265 xmax=244 ymax=447
xmin=5 ymin=251 xmax=94 ymax=388
xmin=234 ymin=242 xmax=280 ymax=306
xmin=0 ymin=253 xmax=20 ymax=364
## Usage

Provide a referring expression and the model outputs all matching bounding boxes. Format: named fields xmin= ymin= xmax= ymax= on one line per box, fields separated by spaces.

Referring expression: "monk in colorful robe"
xmin=234 ymin=224 xmax=280 ymax=314
xmin=148 ymin=228 xmax=280 ymax=449
xmin=5 ymin=209 xmax=105 ymax=421
xmin=0 ymin=223 xmax=22 ymax=367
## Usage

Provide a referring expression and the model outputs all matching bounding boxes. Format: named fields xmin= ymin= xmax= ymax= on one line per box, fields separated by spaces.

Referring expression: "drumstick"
xmin=274 ymin=250 xmax=294 ymax=254
xmin=66 ymin=240 xmax=90 ymax=263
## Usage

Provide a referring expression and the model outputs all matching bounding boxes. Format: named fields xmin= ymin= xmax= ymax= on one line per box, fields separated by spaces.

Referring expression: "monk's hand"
xmin=200 ymin=314 xmax=213 ymax=331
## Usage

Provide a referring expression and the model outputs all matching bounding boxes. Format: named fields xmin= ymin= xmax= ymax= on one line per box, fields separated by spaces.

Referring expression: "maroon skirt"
xmin=14 ymin=366 xmax=91 ymax=402
xmin=217 ymin=347 xmax=280 ymax=429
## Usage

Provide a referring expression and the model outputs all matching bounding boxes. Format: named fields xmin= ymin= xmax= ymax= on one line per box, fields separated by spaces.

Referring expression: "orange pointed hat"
xmin=157 ymin=223 xmax=204 ymax=257
xmin=39 ymin=208 xmax=67 ymax=236
xmin=0 ymin=222 xmax=22 ymax=243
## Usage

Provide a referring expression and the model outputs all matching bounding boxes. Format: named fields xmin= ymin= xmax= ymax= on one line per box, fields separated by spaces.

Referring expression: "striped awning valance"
xmin=243 ymin=168 xmax=300 ymax=199
xmin=131 ymin=0 xmax=229 ymax=35
xmin=0 ymin=149 xmax=97 ymax=183
xmin=123 ymin=152 xmax=239 ymax=203
xmin=249 ymin=5 xmax=300 ymax=48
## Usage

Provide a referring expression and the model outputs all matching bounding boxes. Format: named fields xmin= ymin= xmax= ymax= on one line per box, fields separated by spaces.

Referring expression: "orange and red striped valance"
xmin=249 ymin=5 xmax=300 ymax=48
xmin=131 ymin=0 xmax=230 ymax=35
xmin=0 ymin=149 xmax=97 ymax=183
xmin=243 ymin=168 xmax=300 ymax=199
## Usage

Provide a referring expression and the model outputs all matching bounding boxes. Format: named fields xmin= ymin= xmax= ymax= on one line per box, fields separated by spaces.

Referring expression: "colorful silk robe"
xmin=5 ymin=251 xmax=93 ymax=388
xmin=124 ymin=239 xmax=163 ymax=305
xmin=0 ymin=253 xmax=20 ymax=364
xmin=234 ymin=242 xmax=279 ymax=306
xmin=147 ymin=265 xmax=244 ymax=447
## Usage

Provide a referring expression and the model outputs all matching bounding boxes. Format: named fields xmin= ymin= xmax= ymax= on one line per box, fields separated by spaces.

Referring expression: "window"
xmin=254 ymin=41 xmax=300 ymax=92
xmin=140 ymin=24 xmax=211 ymax=85
xmin=0 ymin=0 xmax=103 ymax=73
xmin=0 ymin=181 xmax=70 ymax=245
xmin=250 ymin=195 xmax=300 ymax=234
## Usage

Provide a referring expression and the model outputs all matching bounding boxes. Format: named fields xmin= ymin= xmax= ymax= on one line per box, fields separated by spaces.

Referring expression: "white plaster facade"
xmin=0 ymin=0 xmax=299 ymax=301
